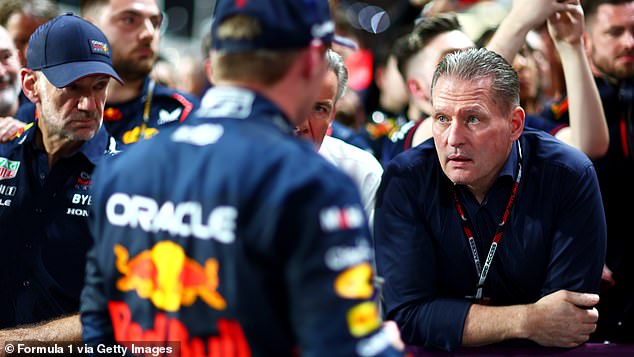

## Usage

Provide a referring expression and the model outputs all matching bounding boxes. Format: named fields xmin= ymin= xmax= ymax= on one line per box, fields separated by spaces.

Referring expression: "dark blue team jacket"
xmin=80 ymin=86 xmax=402 ymax=357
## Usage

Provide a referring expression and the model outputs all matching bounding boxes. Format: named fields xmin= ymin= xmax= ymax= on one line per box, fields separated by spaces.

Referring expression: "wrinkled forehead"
xmin=106 ymin=0 xmax=162 ymax=17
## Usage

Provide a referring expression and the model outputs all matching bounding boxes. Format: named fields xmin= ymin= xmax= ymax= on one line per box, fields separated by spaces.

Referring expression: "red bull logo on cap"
xmin=114 ymin=241 xmax=227 ymax=312
xmin=0 ymin=157 xmax=20 ymax=181
xmin=90 ymin=39 xmax=110 ymax=56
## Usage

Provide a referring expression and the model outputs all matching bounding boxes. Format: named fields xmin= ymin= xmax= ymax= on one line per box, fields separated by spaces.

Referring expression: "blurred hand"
xmin=601 ymin=264 xmax=616 ymax=289
xmin=509 ymin=0 xmax=580 ymax=30
xmin=382 ymin=320 xmax=405 ymax=351
xmin=526 ymin=290 xmax=599 ymax=347
xmin=0 ymin=117 xmax=26 ymax=143
xmin=547 ymin=0 xmax=584 ymax=46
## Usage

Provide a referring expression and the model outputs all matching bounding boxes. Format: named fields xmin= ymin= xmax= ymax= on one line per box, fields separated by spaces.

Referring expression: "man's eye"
xmin=467 ymin=116 xmax=480 ymax=124
xmin=120 ymin=16 xmax=137 ymax=26
xmin=437 ymin=115 xmax=448 ymax=123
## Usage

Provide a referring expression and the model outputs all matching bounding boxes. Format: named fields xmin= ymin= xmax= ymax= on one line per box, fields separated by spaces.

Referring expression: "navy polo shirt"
xmin=0 ymin=122 xmax=108 ymax=328
xmin=374 ymin=128 xmax=606 ymax=351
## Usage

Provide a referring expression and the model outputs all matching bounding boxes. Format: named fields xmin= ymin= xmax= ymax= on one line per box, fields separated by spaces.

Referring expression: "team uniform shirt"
xmin=319 ymin=135 xmax=383 ymax=227
xmin=382 ymin=117 xmax=427 ymax=166
xmin=540 ymin=78 xmax=634 ymax=341
xmin=363 ymin=110 xmax=408 ymax=167
xmin=15 ymin=77 xmax=200 ymax=151
xmin=374 ymin=128 xmax=606 ymax=351
xmin=81 ymin=86 xmax=401 ymax=357
xmin=0 ymin=122 xmax=108 ymax=328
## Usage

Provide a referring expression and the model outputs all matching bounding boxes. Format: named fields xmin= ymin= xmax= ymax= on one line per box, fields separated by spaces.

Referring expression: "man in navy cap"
xmin=0 ymin=0 xmax=201 ymax=149
xmin=80 ymin=0 xmax=403 ymax=356
xmin=0 ymin=13 xmax=121 ymax=342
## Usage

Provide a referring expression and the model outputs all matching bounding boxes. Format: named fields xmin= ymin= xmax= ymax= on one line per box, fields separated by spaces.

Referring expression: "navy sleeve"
xmin=282 ymin=168 xmax=402 ymax=357
xmin=80 ymin=244 xmax=115 ymax=349
xmin=80 ymin=162 xmax=115 ymax=349
xmin=541 ymin=163 xmax=606 ymax=295
xmin=374 ymin=164 xmax=471 ymax=351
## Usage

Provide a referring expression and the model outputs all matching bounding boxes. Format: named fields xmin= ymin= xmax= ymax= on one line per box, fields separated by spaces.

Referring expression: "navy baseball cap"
xmin=27 ymin=13 xmax=123 ymax=88
xmin=211 ymin=0 xmax=337 ymax=52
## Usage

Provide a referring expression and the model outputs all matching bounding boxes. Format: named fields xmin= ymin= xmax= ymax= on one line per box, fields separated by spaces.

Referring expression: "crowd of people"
xmin=0 ymin=0 xmax=631 ymax=355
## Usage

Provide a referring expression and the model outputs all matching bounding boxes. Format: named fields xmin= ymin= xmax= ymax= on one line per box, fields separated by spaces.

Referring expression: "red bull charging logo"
xmin=114 ymin=241 xmax=227 ymax=312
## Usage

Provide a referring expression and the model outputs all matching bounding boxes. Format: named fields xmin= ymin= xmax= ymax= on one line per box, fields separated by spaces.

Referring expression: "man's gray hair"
xmin=431 ymin=48 xmax=520 ymax=114
xmin=325 ymin=49 xmax=348 ymax=104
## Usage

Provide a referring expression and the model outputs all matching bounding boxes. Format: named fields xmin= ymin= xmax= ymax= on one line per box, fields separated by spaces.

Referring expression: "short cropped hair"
xmin=431 ymin=48 xmax=520 ymax=115
xmin=211 ymin=15 xmax=300 ymax=85
xmin=395 ymin=13 xmax=462 ymax=79
xmin=0 ymin=0 xmax=58 ymax=27
xmin=582 ymin=0 xmax=633 ymax=20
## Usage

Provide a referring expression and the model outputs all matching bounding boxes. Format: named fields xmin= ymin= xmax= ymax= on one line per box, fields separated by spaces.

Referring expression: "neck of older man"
xmin=36 ymin=121 xmax=85 ymax=169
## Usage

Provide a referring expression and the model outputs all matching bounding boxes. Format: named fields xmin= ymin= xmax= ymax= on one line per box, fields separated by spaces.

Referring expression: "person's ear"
xmin=510 ymin=106 xmax=525 ymax=141
xmin=20 ymin=68 xmax=40 ymax=104
xmin=204 ymin=52 xmax=214 ymax=84
xmin=304 ymin=40 xmax=327 ymax=80
xmin=407 ymin=77 xmax=428 ymax=101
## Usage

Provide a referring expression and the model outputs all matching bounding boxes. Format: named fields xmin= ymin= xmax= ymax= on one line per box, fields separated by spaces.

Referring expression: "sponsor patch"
xmin=0 ymin=157 xmax=20 ymax=181
xmin=104 ymin=107 xmax=123 ymax=122
xmin=157 ymin=108 xmax=182 ymax=125
xmin=122 ymin=125 xmax=159 ymax=144
xmin=114 ymin=241 xmax=227 ymax=312
xmin=106 ymin=193 xmax=237 ymax=243
xmin=108 ymin=301 xmax=250 ymax=355
xmin=171 ymin=124 xmax=224 ymax=146
xmin=90 ymin=39 xmax=110 ymax=56
xmin=347 ymin=301 xmax=381 ymax=337
xmin=67 ymin=207 xmax=89 ymax=216
xmin=325 ymin=239 xmax=371 ymax=271
xmin=356 ymin=329 xmax=391 ymax=357
xmin=198 ymin=87 xmax=254 ymax=119
xmin=334 ymin=263 xmax=373 ymax=299
xmin=320 ymin=206 xmax=364 ymax=232
xmin=75 ymin=172 xmax=92 ymax=190
xmin=0 ymin=184 xmax=17 ymax=196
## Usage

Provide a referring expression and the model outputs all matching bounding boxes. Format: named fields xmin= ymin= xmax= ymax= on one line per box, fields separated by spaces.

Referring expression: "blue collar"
xmin=198 ymin=85 xmax=294 ymax=134
xmin=498 ymin=141 xmax=520 ymax=181
xmin=20 ymin=122 xmax=108 ymax=165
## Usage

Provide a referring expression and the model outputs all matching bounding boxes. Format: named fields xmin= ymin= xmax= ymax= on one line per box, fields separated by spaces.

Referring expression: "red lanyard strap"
xmin=452 ymin=141 xmax=523 ymax=301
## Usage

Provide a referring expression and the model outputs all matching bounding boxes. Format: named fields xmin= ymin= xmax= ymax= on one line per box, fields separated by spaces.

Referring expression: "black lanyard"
xmin=452 ymin=141 xmax=523 ymax=301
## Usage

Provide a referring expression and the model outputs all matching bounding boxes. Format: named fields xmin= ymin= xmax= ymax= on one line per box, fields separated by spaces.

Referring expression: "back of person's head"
xmin=0 ymin=0 xmax=58 ymax=27
xmin=395 ymin=13 xmax=462 ymax=79
xmin=210 ymin=0 xmax=334 ymax=86
xmin=431 ymin=48 xmax=520 ymax=115
xmin=326 ymin=49 xmax=348 ymax=105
